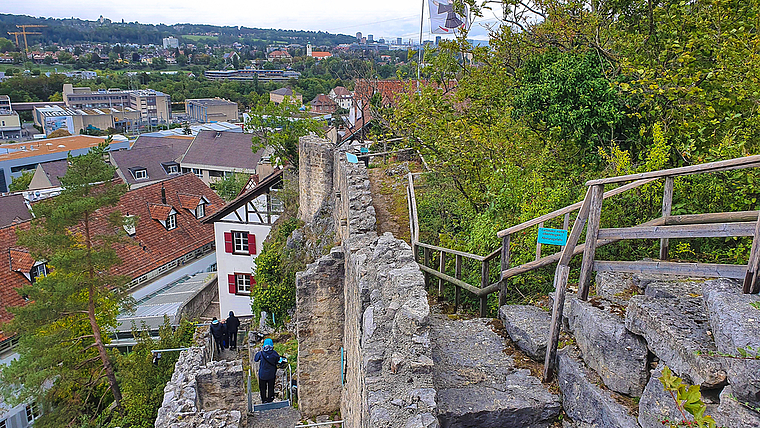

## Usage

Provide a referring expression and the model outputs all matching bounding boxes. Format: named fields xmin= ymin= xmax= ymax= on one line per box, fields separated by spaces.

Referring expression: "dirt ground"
xmin=366 ymin=159 xmax=421 ymax=243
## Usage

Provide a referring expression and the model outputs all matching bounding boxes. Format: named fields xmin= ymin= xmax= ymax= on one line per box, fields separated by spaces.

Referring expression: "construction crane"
xmin=9 ymin=24 xmax=46 ymax=61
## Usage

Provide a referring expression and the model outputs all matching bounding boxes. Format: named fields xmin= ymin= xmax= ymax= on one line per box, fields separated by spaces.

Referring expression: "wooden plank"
xmin=578 ymin=184 xmax=603 ymax=300
xmin=497 ymin=178 xmax=657 ymax=238
xmin=438 ymin=251 xmax=446 ymax=298
xmin=536 ymin=222 xmax=544 ymax=261
xmin=594 ymin=260 xmax=748 ymax=279
xmin=743 ymin=216 xmax=760 ymax=293
xmin=559 ymin=187 xmax=594 ymax=266
xmin=418 ymin=264 xmax=481 ymax=295
xmin=544 ymin=264 xmax=570 ymax=382
xmin=586 ymin=156 xmax=760 ymax=186
xmin=499 ymin=235 xmax=510 ymax=307
xmin=423 ymin=247 xmax=430 ymax=288
xmin=407 ymin=173 xmax=420 ymax=242
xmin=660 ymin=176 xmax=675 ymax=260
xmin=665 ymin=211 xmax=759 ymax=225
xmin=455 ymin=255 xmax=462 ymax=311
xmin=415 ymin=241 xmax=485 ymax=261
xmin=597 ymin=222 xmax=757 ymax=240
xmin=484 ymin=246 xmax=502 ymax=262
xmin=561 ymin=213 xmax=570 ymax=250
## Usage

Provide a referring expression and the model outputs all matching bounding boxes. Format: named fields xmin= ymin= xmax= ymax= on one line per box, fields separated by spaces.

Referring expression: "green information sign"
xmin=537 ymin=227 xmax=568 ymax=246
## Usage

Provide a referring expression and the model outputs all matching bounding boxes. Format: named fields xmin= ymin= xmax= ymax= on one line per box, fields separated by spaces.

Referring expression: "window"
xmin=166 ymin=164 xmax=179 ymax=174
xmin=233 ymin=231 xmax=248 ymax=254
xmin=132 ymin=168 xmax=148 ymax=180
xmin=236 ymin=273 xmax=251 ymax=293
xmin=25 ymin=402 xmax=40 ymax=422
xmin=166 ymin=213 xmax=177 ymax=230
xmin=192 ymin=168 xmax=202 ymax=178
xmin=223 ymin=231 xmax=255 ymax=255
xmin=0 ymin=418 xmax=6 ymax=428
xmin=31 ymin=263 xmax=48 ymax=283
xmin=195 ymin=203 xmax=205 ymax=219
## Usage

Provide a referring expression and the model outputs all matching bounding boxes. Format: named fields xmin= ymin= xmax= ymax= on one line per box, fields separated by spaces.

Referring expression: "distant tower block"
xmin=356 ymin=32 xmax=362 ymax=43
xmin=307 ymin=42 xmax=312 ymax=57
xmin=367 ymin=34 xmax=374 ymax=43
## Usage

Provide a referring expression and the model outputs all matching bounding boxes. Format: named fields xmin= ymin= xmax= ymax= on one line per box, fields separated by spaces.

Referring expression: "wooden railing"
xmin=406 ymin=154 xmax=760 ymax=382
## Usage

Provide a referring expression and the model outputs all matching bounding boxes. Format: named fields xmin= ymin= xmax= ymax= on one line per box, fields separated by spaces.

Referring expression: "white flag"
xmin=428 ymin=0 xmax=468 ymax=34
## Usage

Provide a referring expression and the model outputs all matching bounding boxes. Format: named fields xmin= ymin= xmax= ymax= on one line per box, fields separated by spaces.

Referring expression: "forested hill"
xmin=0 ymin=13 xmax=354 ymax=46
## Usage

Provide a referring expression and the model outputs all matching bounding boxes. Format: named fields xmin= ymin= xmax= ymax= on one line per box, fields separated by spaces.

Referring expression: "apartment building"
xmin=185 ymin=98 xmax=239 ymax=123
xmin=0 ymin=95 xmax=22 ymax=140
xmin=33 ymin=105 xmax=140 ymax=136
xmin=62 ymin=84 xmax=171 ymax=125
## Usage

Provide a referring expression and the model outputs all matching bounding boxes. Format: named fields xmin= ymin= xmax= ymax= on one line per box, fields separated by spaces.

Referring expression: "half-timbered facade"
xmin=202 ymin=169 xmax=284 ymax=317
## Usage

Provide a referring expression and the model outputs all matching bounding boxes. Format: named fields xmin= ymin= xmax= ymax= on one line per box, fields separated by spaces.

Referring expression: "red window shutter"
xmin=228 ymin=274 xmax=237 ymax=294
xmin=247 ymin=273 xmax=253 ymax=285
xmin=249 ymin=234 xmax=256 ymax=255
xmin=224 ymin=232 xmax=233 ymax=253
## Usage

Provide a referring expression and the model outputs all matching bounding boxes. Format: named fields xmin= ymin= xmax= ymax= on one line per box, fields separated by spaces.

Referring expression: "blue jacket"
xmin=255 ymin=348 xmax=281 ymax=380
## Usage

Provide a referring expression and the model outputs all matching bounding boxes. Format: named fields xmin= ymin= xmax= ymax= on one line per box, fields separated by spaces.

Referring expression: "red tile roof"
xmin=9 ymin=248 xmax=34 ymax=273
xmin=0 ymin=222 xmax=32 ymax=342
xmin=148 ymin=204 xmax=174 ymax=221
xmin=178 ymin=194 xmax=202 ymax=210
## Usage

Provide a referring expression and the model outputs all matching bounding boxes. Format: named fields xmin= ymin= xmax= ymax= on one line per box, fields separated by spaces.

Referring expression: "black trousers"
xmin=228 ymin=329 xmax=238 ymax=350
xmin=259 ymin=377 xmax=275 ymax=403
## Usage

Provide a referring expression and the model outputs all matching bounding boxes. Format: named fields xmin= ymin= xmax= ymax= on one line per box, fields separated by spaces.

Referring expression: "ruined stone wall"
xmin=298 ymin=135 xmax=334 ymax=224
xmin=177 ymin=275 xmax=218 ymax=321
xmin=295 ymin=247 xmax=346 ymax=417
xmin=155 ymin=328 xmax=243 ymax=428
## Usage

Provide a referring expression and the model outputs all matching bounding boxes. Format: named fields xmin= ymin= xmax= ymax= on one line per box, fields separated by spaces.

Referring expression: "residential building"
xmin=204 ymin=69 xmax=300 ymax=82
xmin=306 ymin=43 xmax=332 ymax=60
xmin=0 ymin=95 xmax=22 ymax=140
xmin=309 ymin=94 xmax=338 ymax=114
xmin=179 ymin=130 xmax=273 ymax=185
xmin=185 ymin=98 xmax=239 ymax=123
xmin=0 ymin=135 xmax=129 ymax=193
xmin=60 ymin=70 xmax=97 ymax=79
xmin=0 ymin=194 xmax=31 ymax=228
xmin=27 ymin=159 xmax=68 ymax=191
xmin=269 ymin=88 xmax=303 ymax=105
xmin=267 ymin=50 xmax=292 ymax=61
xmin=202 ymin=170 xmax=284 ymax=317
xmin=163 ymin=37 xmax=179 ymax=49
xmin=328 ymin=86 xmax=353 ymax=110
xmin=62 ymin=84 xmax=171 ymax=125
xmin=33 ymin=105 xmax=140 ymax=136
xmin=111 ymin=135 xmax=194 ymax=188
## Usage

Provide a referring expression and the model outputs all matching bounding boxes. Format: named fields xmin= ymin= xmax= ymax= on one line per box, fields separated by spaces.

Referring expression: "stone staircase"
xmin=499 ymin=272 xmax=760 ymax=428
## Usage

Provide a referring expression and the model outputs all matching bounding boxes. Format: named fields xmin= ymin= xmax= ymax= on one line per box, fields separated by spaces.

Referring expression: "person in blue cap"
xmin=254 ymin=338 xmax=281 ymax=403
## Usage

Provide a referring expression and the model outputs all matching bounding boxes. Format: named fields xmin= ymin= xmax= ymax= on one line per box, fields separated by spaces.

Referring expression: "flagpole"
xmin=417 ymin=0 xmax=425 ymax=84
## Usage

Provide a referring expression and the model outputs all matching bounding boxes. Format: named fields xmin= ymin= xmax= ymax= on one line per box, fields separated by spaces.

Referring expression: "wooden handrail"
xmin=496 ymin=178 xmax=657 ymax=238
xmin=585 ymin=155 xmax=760 ymax=186
xmin=414 ymin=241 xmax=485 ymax=261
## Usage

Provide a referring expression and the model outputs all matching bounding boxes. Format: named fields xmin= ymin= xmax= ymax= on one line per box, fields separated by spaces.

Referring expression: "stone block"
xmin=625 ymin=295 xmax=726 ymax=388
xmin=557 ymin=346 xmax=640 ymax=428
xmin=432 ymin=317 xmax=560 ymax=428
xmin=713 ymin=386 xmax=760 ymax=428
xmin=702 ymin=278 xmax=760 ymax=407
xmin=498 ymin=304 xmax=551 ymax=361
xmin=566 ymin=297 xmax=649 ymax=396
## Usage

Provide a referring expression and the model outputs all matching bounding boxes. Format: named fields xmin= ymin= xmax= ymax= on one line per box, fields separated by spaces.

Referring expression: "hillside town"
xmin=0 ymin=2 xmax=759 ymax=428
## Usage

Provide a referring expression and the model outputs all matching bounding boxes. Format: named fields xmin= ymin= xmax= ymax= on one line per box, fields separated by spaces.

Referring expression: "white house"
xmin=202 ymin=170 xmax=284 ymax=317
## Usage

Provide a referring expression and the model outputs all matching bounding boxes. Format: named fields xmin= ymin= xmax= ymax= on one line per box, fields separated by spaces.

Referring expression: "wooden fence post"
xmin=536 ymin=222 xmax=544 ymax=261
xmin=500 ymin=235 xmax=511 ymax=306
xmin=544 ymin=187 xmax=593 ymax=382
xmin=578 ymin=184 xmax=604 ymax=300
xmin=480 ymin=259 xmax=489 ymax=317
xmin=423 ymin=247 xmax=430 ymax=289
xmin=660 ymin=176 xmax=675 ymax=260
xmin=455 ymin=255 xmax=462 ymax=312
xmin=744 ymin=213 xmax=760 ymax=294
xmin=438 ymin=251 xmax=446 ymax=298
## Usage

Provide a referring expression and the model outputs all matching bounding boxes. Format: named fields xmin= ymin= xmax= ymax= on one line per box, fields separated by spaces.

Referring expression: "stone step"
xmin=498 ymin=305 xmax=551 ymax=361
xmin=557 ymin=345 xmax=640 ymax=428
xmin=253 ymin=400 xmax=291 ymax=412
xmin=247 ymin=405 xmax=302 ymax=428
xmin=625 ymin=294 xmax=726 ymax=389
xmin=431 ymin=316 xmax=560 ymax=428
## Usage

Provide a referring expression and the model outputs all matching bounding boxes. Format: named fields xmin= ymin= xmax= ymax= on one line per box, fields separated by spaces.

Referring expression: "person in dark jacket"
xmin=226 ymin=311 xmax=240 ymax=351
xmin=254 ymin=338 xmax=280 ymax=403
xmin=209 ymin=317 xmax=225 ymax=355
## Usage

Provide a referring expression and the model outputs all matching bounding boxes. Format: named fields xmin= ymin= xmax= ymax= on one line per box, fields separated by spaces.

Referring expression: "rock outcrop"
xmin=499 ymin=305 xmax=551 ymax=361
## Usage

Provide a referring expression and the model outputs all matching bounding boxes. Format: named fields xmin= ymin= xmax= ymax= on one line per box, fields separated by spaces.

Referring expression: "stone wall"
xmin=155 ymin=327 xmax=243 ymax=428
xmin=177 ymin=275 xmax=218 ymax=321
xmin=298 ymin=135 xmax=334 ymax=224
xmin=295 ymin=247 xmax=346 ymax=417
xmin=296 ymin=138 xmax=437 ymax=428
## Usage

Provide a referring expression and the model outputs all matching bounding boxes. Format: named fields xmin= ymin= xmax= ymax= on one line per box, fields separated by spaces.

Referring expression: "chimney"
xmin=161 ymin=184 xmax=166 ymax=205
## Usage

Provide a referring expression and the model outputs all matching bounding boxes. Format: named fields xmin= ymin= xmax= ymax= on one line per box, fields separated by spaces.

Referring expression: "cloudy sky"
xmin=4 ymin=0 xmax=500 ymax=41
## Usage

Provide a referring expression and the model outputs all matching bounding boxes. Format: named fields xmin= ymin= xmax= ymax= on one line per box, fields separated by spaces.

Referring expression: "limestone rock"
xmin=702 ymin=278 xmax=760 ymax=407
xmin=432 ymin=317 xmax=560 ymax=428
xmin=636 ymin=365 xmax=719 ymax=428
xmin=625 ymin=295 xmax=726 ymax=388
xmin=713 ymin=386 xmax=760 ymax=428
xmin=557 ymin=346 xmax=640 ymax=428
xmin=498 ymin=305 xmax=551 ymax=361
xmin=566 ymin=297 xmax=649 ymax=396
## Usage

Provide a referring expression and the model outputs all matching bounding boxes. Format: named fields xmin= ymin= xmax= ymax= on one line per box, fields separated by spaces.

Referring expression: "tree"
xmin=47 ymin=128 xmax=72 ymax=138
xmin=246 ymin=100 xmax=323 ymax=167
xmin=8 ymin=171 xmax=34 ymax=192
xmin=211 ymin=171 xmax=250 ymax=201
xmin=1 ymin=140 xmax=130 ymax=426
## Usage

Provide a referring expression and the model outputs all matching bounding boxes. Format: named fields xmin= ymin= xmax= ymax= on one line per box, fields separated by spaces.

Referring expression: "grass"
xmin=181 ymin=35 xmax=219 ymax=42
xmin=0 ymin=63 xmax=74 ymax=73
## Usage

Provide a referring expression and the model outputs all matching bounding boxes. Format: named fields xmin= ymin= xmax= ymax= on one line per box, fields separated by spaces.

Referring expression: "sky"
xmin=3 ymin=0 xmax=500 ymax=41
